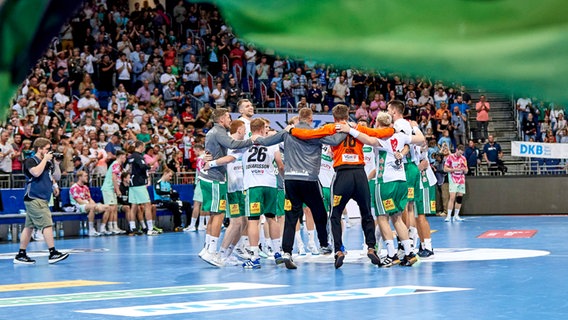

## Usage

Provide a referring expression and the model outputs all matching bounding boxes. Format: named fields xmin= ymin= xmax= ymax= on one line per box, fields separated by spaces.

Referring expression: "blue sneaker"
xmin=242 ymin=258 xmax=261 ymax=269
xmin=417 ymin=248 xmax=434 ymax=259
xmin=274 ymin=252 xmax=285 ymax=265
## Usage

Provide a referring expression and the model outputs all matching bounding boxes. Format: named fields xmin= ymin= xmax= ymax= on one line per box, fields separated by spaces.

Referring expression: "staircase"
xmin=468 ymin=91 xmax=527 ymax=174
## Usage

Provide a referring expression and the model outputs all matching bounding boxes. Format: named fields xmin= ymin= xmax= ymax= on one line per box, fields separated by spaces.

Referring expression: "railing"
xmin=187 ymin=93 xmax=204 ymax=116
xmin=0 ymin=171 xmax=197 ymax=190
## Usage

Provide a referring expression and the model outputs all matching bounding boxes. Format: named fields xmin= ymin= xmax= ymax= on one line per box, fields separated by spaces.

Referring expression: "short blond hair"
xmin=375 ymin=112 xmax=392 ymax=127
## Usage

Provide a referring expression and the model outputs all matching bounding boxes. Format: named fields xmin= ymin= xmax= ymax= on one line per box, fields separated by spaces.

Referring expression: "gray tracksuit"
xmin=199 ymin=123 xmax=253 ymax=182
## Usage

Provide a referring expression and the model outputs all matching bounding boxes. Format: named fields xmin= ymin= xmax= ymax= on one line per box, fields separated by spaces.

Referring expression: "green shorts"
xmin=321 ymin=186 xmax=331 ymax=214
xmin=102 ymin=189 xmax=118 ymax=205
xmin=404 ymin=162 xmax=420 ymax=202
xmin=375 ymin=180 xmax=408 ymax=216
xmin=129 ymin=186 xmax=151 ymax=204
xmin=245 ymin=186 xmax=278 ymax=218
xmin=193 ymin=179 xmax=203 ymax=203
xmin=200 ymin=179 xmax=227 ymax=214
xmin=276 ymin=189 xmax=285 ymax=217
xmin=449 ymin=179 xmax=466 ymax=194
xmin=416 ymin=183 xmax=436 ymax=215
xmin=227 ymin=191 xmax=245 ymax=218
xmin=24 ymin=199 xmax=54 ymax=230
xmin=369 ymin=179 xmax=378 ymax=216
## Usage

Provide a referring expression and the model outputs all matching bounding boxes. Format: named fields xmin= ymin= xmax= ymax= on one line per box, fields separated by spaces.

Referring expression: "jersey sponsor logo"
xmin=430 ymin=200 xmax=436 ymax=212
xmin=321 ymin=154 xmax=333 ymax=162
xmin=382 ymin=199 xmax=395 ymax=211
xmin=407 ymin=187 xmax=414 ymax=199
xmin=229 ymin=203 xmax=240 ymax=215
xmin=362 ymin=146 xmax=373 ymax=152
xmin=250 ymin=202 xmax=261 ymax=214
xmin=342 ymin=154 xmax=359 ymax=162
xmin=251 ymin=169 xmax=265 ymax=174
xmin=219 ymin=200 xmax=227 ymax=211
xmin=284 ymin=199 xmax=292 ymax=211
xmin=333 ymin=195 xmax=342 ymax=207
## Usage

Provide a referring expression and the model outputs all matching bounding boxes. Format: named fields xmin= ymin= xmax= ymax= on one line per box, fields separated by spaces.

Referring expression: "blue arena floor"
xmin=0 ymin=215 xmax=564 ymax=319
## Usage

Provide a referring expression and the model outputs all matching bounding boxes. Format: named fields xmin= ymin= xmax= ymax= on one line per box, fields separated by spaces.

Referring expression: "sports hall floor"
xmin=0 ymin=215 xmax=564 ymax=319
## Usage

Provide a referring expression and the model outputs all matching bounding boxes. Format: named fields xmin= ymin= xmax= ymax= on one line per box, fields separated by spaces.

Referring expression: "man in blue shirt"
xmin=483 ymin=135 xmax=507 ymax=174
xmin=451 ymin=95 xmax=470 ymax=116
xmin=193 ymin=78 xmax=211 ymax=104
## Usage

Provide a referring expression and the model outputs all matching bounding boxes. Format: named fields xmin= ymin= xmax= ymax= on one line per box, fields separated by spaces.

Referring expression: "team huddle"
xmin=196 ymin=99 xmax=467 ymax=270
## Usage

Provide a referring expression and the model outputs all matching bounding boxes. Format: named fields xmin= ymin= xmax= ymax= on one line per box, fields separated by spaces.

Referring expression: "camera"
xmin=52 ymin=152 xmax=64 ymax=161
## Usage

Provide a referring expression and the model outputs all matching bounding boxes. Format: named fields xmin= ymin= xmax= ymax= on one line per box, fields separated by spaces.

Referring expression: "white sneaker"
xmin=113 ymin=228 xmax=127 ymax=234
xmin=99 ymin=228 xmax=112 ymax=236
xmin=234 ymin=247 xmax=251 ymax=260
xmin=183 ymin=225 xmax=196 ymax=232
xmin=454 ymin=216 xmax=465 ymax=222
xmin=32 ymin=229 xmax=45 ymax=241
xmin=201 ymin=251 xmax=224 ymax=267
xmin=197 ymin=224 xmax=207 ymax=231
xmin=88 ymin=229 xmax=101 ymax=237
xmin=224 ymin=255 xmax=240 ymax=266
xmin=146 ymin=229 xmax=159 ymax=236
xmin=298 ymin=245 xmax=307 ymax=256
xmin=308 ymin=242 xmax=319 ymax=255
xmin=444 ymin=217 xmax=451 ymax=222
xmin=198 ymin=247 xmax=207 ymax=257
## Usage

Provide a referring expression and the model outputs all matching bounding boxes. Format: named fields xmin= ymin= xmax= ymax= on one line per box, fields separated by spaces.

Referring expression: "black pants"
xmin=330 ymin=167 xmax=376 ymax=252
xmin=154 ymin=200 xmax=192 ymax=228
xmin=282 ymin=180 xmax=329 ymax=254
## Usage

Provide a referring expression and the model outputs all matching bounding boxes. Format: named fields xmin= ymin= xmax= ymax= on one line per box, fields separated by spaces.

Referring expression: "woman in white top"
xmin=211 ymin=82 xmax=226 ymax=107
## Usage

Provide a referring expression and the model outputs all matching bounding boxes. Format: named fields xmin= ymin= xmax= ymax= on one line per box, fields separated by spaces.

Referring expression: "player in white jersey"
xmin=242 ymin=119 xmax=285 ymax=269
xmin=415 ymin=145 xmax=436 ymax=258
xmin=360 ymin=119 xmax=379 ymax=250
xmin=237 ymin=98 xmax=254 ymax=138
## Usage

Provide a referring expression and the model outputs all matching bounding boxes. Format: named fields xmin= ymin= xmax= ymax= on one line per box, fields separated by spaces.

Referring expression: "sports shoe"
xmin=111 ymin=228 xmax=126 ymax=235
xmin=320 ymin=245 xmax=333 ymax=255
xmin=367 ymin=248 xmax=381 ymax=265
xmin=183 ymin=225 xmax=197 ymax=232
xmin=197 ymin=224 xmax=207 ymax=231
xmin=242 ymin=258 xmax=261 ymax=269
xmin=48 ymin=251 xmax=69 ymax=264
xmin=380 ymin=255 xmax=401 ymax=268
xmin=400 ymin=252 xmax=418 ymax=267
xmin=258 ymin=244 xmax=269 ymax=258
xmin=308 ymin=242 xmax=319 ymax=255
xmin=444 ymin=216 xmax=451 ymax=222
xmin=198 ymin=247 xmax=207 ymax=258
xmin=453 ymin=216 xmax=465 ymax=222
xmin=234 ymin=247 xmax=251 ymax=260
xmin=88 ymin=229 xmax=101 ymax=237
xmin=146 ymin=229 xmax=159 ymax=236
xmin=266 ymin=246 xmax=275 ymax=257
xmin=274 ymin=252 xmax=285 ymax=265
xmin=417 ymin=248 xmax=434 ymax=259
xmin=153 ymin=226 xmax=163 ymax=234
xmin=223 ymin=255 xmax=240 ymax=266
xmin=201 ymin=252 xmax=224 ymax=267
xmin=334 ymin=251 xmax=345 ymax=269
xmin=282 ymin=252 xmax=297 ymax=270
xmin=99 ymin=229 xmax=112 ymax=236
xmin=298 ymin=245 xmax=307 ymax=256
xmin=136 ymin=228 xmax=145 ymax=236
xmin=13 ymin=254 xmax=36 ymax=265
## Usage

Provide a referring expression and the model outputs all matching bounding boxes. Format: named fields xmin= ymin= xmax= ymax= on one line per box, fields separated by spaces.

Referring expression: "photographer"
xmin=14 ymin=138 xmax=69 ymax=265
xmin=153 ymin=168 xmax=191 ymax=232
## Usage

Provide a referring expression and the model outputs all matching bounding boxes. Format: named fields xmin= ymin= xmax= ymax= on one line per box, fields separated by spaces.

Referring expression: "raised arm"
xmin=336 ymin=123 xmax=380 ymax=147
xmin=357 ymin=125 xmax=395 ymax=139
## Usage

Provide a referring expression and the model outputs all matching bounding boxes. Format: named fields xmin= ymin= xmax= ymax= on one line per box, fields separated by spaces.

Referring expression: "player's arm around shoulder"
xmin=290 ymin=123 xmax=336 ymax=140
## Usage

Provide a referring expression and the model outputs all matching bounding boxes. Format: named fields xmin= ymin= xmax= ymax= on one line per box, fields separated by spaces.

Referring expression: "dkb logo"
xmin=519 ymin=144 xmax=551 ymax=156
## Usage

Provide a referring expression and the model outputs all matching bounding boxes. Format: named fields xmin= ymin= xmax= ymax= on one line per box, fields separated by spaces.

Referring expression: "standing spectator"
xmin=483 ymin=135 xmax=507 ymax=174
xmin=475 ymin=95 xmax=490 ymax=143
xmin=516 ymin=96 xmax=532 ymax=124
xmin=451 ymin=105 xmax=467 ymax=147
xmin=332 ymin=75 xmax=348 ymax=106
xmin=211 ymin=82 xmax=227 ymax=107
xmin=226 ymin=77 xmax=241 ymax=111
xmin=193 ymin=78 xmax=211 ymax=104
xmin=115 ymin=53 xmax=132 ymax=92
xmin=291 ymin=68 xmax=308 ymax=105
xmin=306 ymin=81 xmax=323 ymax=112
xmin=452 ymin=95 xmax=470 ymax=115
xmin=554 ymin=113 xmax=567 ymax=142
xmin=433 ymin=87 xmax=448 ymax=109
xmin=98 ymin=54 xmax=115 ymax=108
xmin=522 ymin=113 xmax=538 ymax=141
xmin=244 ymin=44 xmax=257 ymax=78
xmin=464 ymin=139 xmax=481 ymax=176
xmin=229 ymin=42 xmax=244 ymax=80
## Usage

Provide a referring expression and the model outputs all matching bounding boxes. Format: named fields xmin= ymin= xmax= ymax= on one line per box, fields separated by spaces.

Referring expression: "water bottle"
xmin=7 ymin=225 xmax=12 ymax=241
xmin=17 ymin=225 xmax=22 ymax=241
xmin=81 ymin=221 xmax=87 ymax=237
xmin=53 ymin=225 xmax=57 ymax=238
xmin=58 ymin=222 xmax=64 ymax=238
xmin=79 ymin=221 xmax=84 ymax=236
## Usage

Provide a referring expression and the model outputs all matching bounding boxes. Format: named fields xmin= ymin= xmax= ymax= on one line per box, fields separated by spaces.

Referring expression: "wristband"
xmin=209 ymin=160 xmax=218 ymax=168
xmin=349 ymin=128 xmax=360 ymax=138
xmin=52 ymin=183 xmax=59 ymax=189
xmin=412 ymin=126 xmax=419 ymax=134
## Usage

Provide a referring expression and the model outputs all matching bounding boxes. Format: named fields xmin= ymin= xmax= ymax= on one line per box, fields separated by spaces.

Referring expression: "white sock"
xmin=271 ymin=238 xmax=282 ymax=253
xmin=190 ymin=217 xmax=197 ymax=227
xmin=454 ymin=209 xmax=461 ymax=217
xmin=99 ymin=223 xmax=106 ymax=232
xmin=307 ymin=230 xmax=315 ymax=244
xmin=295 ymin=231 xmax=304 ymax=248
xmin=208 ymin=236 xmax=218 ymax=254
xmin=402 ymin=239 xmax=413 ymax=256
xmin=446 ymin=210 xmax=453 ymax=219
xmin=385 ymin=240 xmax=396 ymax=257
xmin=409 ymin=227 xmax=419 ymax=249
xmin=140 ymin=221 xmax=147 ymax=229
xmin=205 ymin=234 xmax=211 ymax=249
xmin=89 ymin=222 xmax=95 ymax=231
xmin=146 ymin=220 xmax=154 ymax=230
xmin=424 ymin=238 xmax=432 ymax=251
xmin=129 ymin=221 xmax=136 ymax=230
xmin=226 ymin=244 xmax=235 ymax=257
xmin=243 ymin=236 xmax=250 ymax=247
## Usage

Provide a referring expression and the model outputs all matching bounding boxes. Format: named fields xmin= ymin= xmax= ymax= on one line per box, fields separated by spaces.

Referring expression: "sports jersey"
xmin=445 ymin=153 xmax=467 ymax=184
xmin=69 ymin=183 xmax=91 ymax=205
xmin=290 ymin=123 xmax=393 ymax=168
xmin=242 ymin=144 xmax=279 ymax=189
xmin=227 ymin=148 xmax=245 ymax=193
xmin=238 ymin=116 xmax=252 ymax=139
xmin=101 ymin=160 xmax=122 ymax=192
xmin=363 ymin=144 xmax=376 ymax=177
xmin=127 ymin=151 xmax=149 ymax=187
xmin=374 ymin=132 xmax=411 ymax=183
xmin=318 ymin=144 xmax=335 ymax=188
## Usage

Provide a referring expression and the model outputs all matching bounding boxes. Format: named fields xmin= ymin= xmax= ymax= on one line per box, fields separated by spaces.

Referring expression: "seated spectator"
xmin=153 ymin=168 xmax=192 ymax=231
xmin=522 ymin=113 xmax=537 ymax=141
xmin=438 ymin=130 xmax=452 ymax=150
xmin=69 ymin=171 xmax=111 ymax=236
xmin=554 ymin=113 xmax=567 ymax=142
xmin=540 ymin=115 xmax=552 ymax=141
xmin=483 ymin=135 xmax=507 ymax=174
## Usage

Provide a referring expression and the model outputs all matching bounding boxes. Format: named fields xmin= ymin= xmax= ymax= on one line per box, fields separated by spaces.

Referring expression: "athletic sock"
xmin=146 ymin=220 xmax=154 ymax=230
xmin=272 ymin=238 xmax=282 ymax=253
xmin=89 ymin=222 xmax=95 ymax=230
xmin=454 ymin=209 xmax=461 ymax=218
xmin=307 ymin=230 xmax=315 ymax=244
xmin=409 ymin=226 xmax=419 ymax=249
xmin=385 ymin=240 xmax=396 ymax=257
xmin=251 ymin=246 xmax=260 ymax=260
xmin=447 ymin=210 xmax=453 ymax=218
xmin=424 ymin=238 xmax=433 ymax=251
xmin=140 ymin=221 xmax=147 ymax=229
xmin=129 ymin=221 xmax=136 ymax=230
xmin=205 ymin=234 xmax=211 ymax=250
xmin=402 ymin=239 xmax=413 ymax=256
xmin=208 ymin=236 xmax=218 ymax=254
xmin=190 ymin=217 xmax=197 ymax=227
xmin=295 ymin=231 xmax=304 ymax=248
